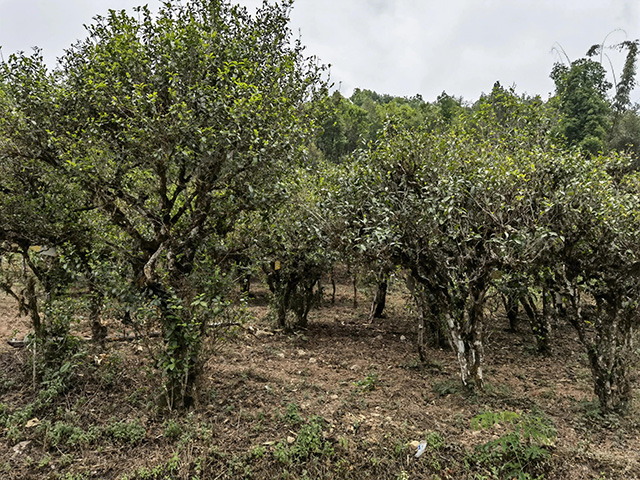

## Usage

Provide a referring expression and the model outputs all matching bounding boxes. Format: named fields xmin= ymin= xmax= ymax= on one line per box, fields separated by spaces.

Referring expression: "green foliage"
xmin=162 ymin=419 xmax=183 ymax=441
xmin=436 ymin=91 xmax=464 ymax=124
xmin=0 ymin=403 xmax=8 ymax=424
xmin=43 ymin=421 xmax=101 ymax=448
xmin=551 ymin=58 xmax=612 ymax=154
xmin=315 ymin=89 xmax=440 ymax=163
xmin=61 ymin=473 xmax=87 ymax=480
xmin=255 ymin=167 xmax=336 ymax=331
xmin=432 ymin=379 xmax=465 ymax=397
xmin=424 ymin=431 xmax=445 ymax=451
xmin=353 ymin=371 xmax=380 ymax=393
xmin=0 ymin=347 xmax=85 ymax=441
xmin=336 ymin=94 xmax=557 ymax=389
xmin=283 ymin=402 xmax=304 ymax=425
xmin=0 ymin=0 xmax=326 ymax=409
xmin=104 ymin=418 xmax=147 ymax=446
xmin=469 ymin=411 xmax=556 ymax=480
xmin=537 ymin=150 xmax=640 ymax=412
xmin=587 ymin=39 xmax=640 ymax=114
xmin=334 ymin=82 xmax=640 ymax=410
xmin=609 ymin=109 xmax=640 ymax=163
xmin=274 ymin=416 xmax=334 ymax=464
xmin=37 ymin=348 xmax=85 ymax=407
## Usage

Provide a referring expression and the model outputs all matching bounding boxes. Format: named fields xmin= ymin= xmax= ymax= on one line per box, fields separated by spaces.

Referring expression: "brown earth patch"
xmin=0 ymin=280 xmax=639 ymax=479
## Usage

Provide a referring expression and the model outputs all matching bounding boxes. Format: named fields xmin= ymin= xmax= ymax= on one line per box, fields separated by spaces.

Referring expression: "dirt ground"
xmin=1 ymin=279 xmax=639 ymax=479
xmin=0 ymin=295 xmax=29 ymax=352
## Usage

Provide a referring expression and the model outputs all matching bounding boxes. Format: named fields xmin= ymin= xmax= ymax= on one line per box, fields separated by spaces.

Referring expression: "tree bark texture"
xmin=368 ymin=277 xmax=388 ymax=321
xmin=568 ymin=294 xmax=634 ymax=413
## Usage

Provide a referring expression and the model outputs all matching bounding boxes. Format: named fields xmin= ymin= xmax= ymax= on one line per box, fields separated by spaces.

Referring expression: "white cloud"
xmin=1 ymin=0 xmax=639 ymax=102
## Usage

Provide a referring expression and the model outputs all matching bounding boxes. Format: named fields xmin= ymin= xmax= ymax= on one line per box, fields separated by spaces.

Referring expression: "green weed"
xmin=468 ymin=410 xmax=556 ymax=480
xmin=284 ymin=402 xmax=303 ymax=425
xmin=274 ymin=415 xmax=334 ymax=464
xmin=432 ymin=379 xmax=463 ymax=397
xmin=104 ymin=418 xmax=146 ymax=445
xmin=162 ymin=419 xmax=183 ymax=441
xmin=353 ymin=371 xmax=380 ymax=393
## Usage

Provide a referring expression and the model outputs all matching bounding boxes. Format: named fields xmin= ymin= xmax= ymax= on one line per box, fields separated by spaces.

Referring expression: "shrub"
xmin=468 ymin=410 xmax=556 ymax=479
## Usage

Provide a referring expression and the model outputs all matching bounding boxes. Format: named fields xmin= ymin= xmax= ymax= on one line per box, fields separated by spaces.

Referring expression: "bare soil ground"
xmin=0 ymin=295 xmax=29 ymax=352
xmin=1 ymin=279 xmax=639 ymax=479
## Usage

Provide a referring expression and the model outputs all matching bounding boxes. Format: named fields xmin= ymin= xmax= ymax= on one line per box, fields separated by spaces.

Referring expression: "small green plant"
xmin=163 ymin=419 xmax=183 ymax=441
xmin=432 ymin=379 xmax=463 ymax=397
xmin=0 ymin=402 xmax=8 ymax=424
xmin=274 ymin=416 xmax=334 ymax=464
xmin=4 ymin=404 xmax=35 ymax=442
xmin=353 ymin=371 xmax=379 ymax=393
xmin=166 ymin=451 xmax=180 ymax=472
xmin=251 ymin=445 xmax=267 ymax=458
xmin=37 ymin=356 xmax=81 ymax=407
xmin=284 ymin=402 xmax=303 ymax=425
xmin=97 ymin=352 xmax=124 ymax=388
xmin=61 ymin=473 xmax=87 ymax=480
xmin=424 ymin=431 xmax=445 ymax=450
xmin=393 ymin=439 xmax=408 ymax=456
xmin=468 ymin=410 xmax=556 ymax=480
xmin=104 ymin=418 xmax=146 ymax=445
xmin=39 ymin=418 xmax=102 ymax=449
xmin=131 ymin=464 xmax=168 ymax=479
xmin=0 ymin=373 xmax=16 ymax=394
xmin=227 ymin=453 xmax=253 ymax=478
xmin=37 ymin=454 xmax=51 ymax=469
xmin=413 ymin=431 xmax=445 ymax=471
xmin=59 ymin=453 xmax=74 ymax=467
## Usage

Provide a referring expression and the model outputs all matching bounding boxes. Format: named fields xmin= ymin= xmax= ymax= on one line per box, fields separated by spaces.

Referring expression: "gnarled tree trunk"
xmin=568 ymin=293 xmax=634 ymax=413
xmin=444 ymin=287 xmax=486 ymax=391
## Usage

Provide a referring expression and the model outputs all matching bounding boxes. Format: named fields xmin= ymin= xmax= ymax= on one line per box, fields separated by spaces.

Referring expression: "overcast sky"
xmin=1 ymin=0 xmax=639 ymax=102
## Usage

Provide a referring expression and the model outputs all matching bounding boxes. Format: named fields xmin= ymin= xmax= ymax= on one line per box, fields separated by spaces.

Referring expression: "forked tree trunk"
xmin=444 ymin=309 xmax=485 ymax=390
xmin=588 ymin=335 xmax=632 ymax=413
xmin=568 ymin=294 xmax=634 ymax=413
xmin=442 ymin=282 xmax=487 ymax=391
xmin=292 ymin=280 xmax=318 ymax=329
xmin=587 ymin=309 xmax=632 ymax=413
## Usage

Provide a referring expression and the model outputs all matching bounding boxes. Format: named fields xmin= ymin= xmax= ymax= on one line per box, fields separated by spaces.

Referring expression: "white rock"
xmin=12 ymin=440 xmax=31 ymax=456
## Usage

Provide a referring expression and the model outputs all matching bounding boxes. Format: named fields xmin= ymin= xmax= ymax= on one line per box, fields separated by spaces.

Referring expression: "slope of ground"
xmin=0 ymin=280 xmax=639 ymax=479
